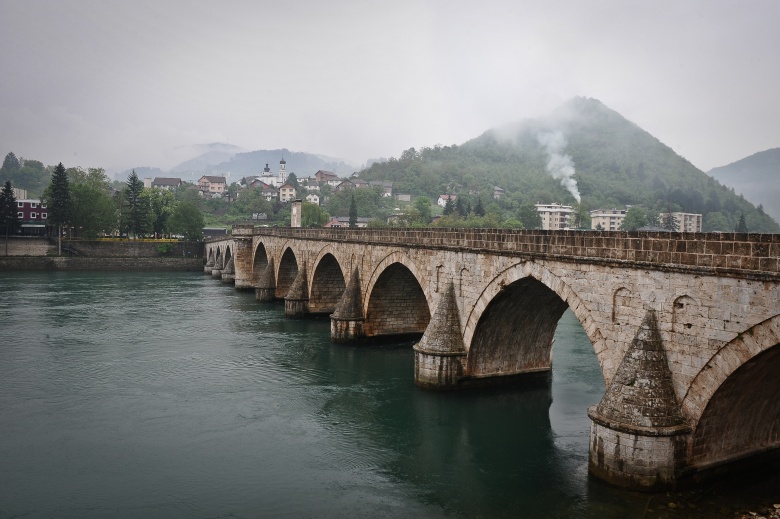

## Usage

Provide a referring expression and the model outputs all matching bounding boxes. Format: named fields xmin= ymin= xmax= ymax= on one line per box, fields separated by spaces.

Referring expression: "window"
xmin=18 ymin=212 xmax=23 ymax=218
xmin=41 ymin=213 xmax=47 ymax=219
xmin=30 ymin=212 xmax=37 ymax=218
xmin=30 ymin=202 xmax=38 ymax=208
xmin=18 ymin=201 xmax=23 ymax=207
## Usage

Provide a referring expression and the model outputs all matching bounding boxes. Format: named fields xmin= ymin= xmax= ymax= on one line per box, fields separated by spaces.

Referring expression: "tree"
xmin=735 ymin=213 xmax=748 ymax=233
xmin=301 ymin=201 xmax=329 ymax=227
xmin=1 ymin=152 xmax=21 ymax=174
xmin=443 ymin=197 xmax=455 ymax=216
xmin=661 ymin=211 xmax=678 ymax=231
xmin=142 ymin=188 xmax=175 ymax=237
xmin=286 ymin=172 xmax=300 ymax=190
xmin=70 ymin=183 xmax=117 ymax=239
xmin=125 ymin=170 xmax=149 ymax=237
xmin=413 ymin=196 xmax=432 ymax=225
xmin=619 ymin=207 xmax=648 ymax=231
xmin=474 ymin=198 xmax=485 ymax=217
xmin=348 ymin=193 xmax=358 ymax=228
xmin=517 ymin=203 xmax=542 ymax=230
xmin=571 ymin=202 xmax=591 ymax=229
xmin=46 ymin=162 xmax=71 ymax=255
xmin=1 ymin=180 xmax=20 ymax=254
xmin=169 ymin=200 xmax=204 ymax=242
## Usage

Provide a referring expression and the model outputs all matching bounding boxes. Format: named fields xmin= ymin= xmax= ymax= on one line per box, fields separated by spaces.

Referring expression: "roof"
xmin=279 ymin=183 xmax=295 ymax=189
xmin=152 ymin=177 xmax=182 ymax=186
xmin=200 ymin=175 xmax=226 ymax=183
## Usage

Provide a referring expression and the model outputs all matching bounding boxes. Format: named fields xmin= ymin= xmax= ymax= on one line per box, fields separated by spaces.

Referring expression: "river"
xmin=0 ymin=272 xmax=776 ymax=518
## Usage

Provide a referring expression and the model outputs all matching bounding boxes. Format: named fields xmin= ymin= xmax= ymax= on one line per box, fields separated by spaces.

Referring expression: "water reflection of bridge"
xmin=204 ymin=226 xmax=780 ymax=490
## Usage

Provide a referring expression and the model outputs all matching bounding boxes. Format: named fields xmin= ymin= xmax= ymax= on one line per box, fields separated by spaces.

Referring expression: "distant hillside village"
xmin=137 ymin=158 xmax=704 ymax=232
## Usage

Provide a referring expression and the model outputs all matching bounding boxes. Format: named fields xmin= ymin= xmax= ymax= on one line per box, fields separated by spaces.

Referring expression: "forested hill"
xmin=360 ymin=97 xmax=778 ymax=232
xmin=708 ymin=148 xmax=780 ymax=223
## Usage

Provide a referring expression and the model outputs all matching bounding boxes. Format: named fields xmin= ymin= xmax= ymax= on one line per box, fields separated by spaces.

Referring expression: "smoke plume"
xmin=537 ymin=130 xmax=581 ymax=203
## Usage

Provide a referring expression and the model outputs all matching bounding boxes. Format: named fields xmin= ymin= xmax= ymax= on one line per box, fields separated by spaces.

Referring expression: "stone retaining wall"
xmin=62 ymin=239 xmax=203 ymax=258
xmin=0 ymin=256 xmax=202 ymax=271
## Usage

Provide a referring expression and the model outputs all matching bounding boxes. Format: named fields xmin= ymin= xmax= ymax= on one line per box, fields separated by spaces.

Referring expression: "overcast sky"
xmin=1 ymin=0 xmax=778 ymax=173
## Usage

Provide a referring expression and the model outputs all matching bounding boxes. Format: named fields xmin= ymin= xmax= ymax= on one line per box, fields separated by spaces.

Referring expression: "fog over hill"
xmin=707 ymin=148 xmax=780 ymax=223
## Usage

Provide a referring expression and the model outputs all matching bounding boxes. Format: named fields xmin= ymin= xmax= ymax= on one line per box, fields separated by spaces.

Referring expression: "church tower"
xmin=277 ymin=158 xmax=287 ymax=187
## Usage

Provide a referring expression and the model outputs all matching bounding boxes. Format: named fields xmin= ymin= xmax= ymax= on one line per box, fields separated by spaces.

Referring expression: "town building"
xmin=437 ymin=194 xmax=457 ymax=208
xmin=151 ymin=177 xmax=183 ymax=191
xmin=258 ymin=159 xmax=289 ymax=188
xmin=659 ymin=212 xmax=703 ymax=232
xmin=315 ymin=170 xmax=339 ymax=184
xmin=305 ymin=193 xmax=320 ymax=205
xmin=198 ymin=175 xmax=227 ymax=197
xmin=590 ymin=208 xmax=628 ymax=231
xmin=323 ymin=216 xmax=371 ymax=228
xmin=11 ymin=187 xmax=28 ymax=200
xmin=535 ymin=203 xmax=573 ymax=230
xmin=16 ymin=199 xmax=47 ymax=235
xmin=279 ymin=183 xmax=297 ymax=203
xmin=493 ymin=186 xmax=505 ymax=200
xmin=369 ymin=180 xmax=393 ymax=197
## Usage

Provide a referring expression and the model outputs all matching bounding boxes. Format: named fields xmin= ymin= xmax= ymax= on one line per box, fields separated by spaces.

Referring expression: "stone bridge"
xmin=203 ymin=226 xmax=780 ymax=491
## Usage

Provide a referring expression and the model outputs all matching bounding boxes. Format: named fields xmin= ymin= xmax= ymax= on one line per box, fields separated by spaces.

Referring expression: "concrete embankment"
xmin=0 ymin=256 xmax=202 ymax=271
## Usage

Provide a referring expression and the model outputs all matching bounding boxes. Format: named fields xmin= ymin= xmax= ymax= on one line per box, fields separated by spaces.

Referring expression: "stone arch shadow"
xmin=361 ymin=251 xmax=432 ymax=340
xmin=462 ymin=261 xmax=608 ymax=383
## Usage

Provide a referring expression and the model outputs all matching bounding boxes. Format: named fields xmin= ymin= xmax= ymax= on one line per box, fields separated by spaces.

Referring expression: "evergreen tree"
xmin=443 ymin=197 xmax=455 ymax=215
xmin=47 ymin=162 xmax=71 ymax=255
xmin=455 ymin=197 xmax=466 ymax=216
xmin=125 ymin=170 xmax=149 ymax=237
xmin=474 ymin=198 xmax=485 ymax=217
xmin=1 ymin=152 xmax=21 ymax=174
xmin=348 ymin=193 xmax=358 ymax=228
xmin=1 ymin=180 xmax=20 ymax=254
xmin=735 ymin=213 xmax=748 ymax=233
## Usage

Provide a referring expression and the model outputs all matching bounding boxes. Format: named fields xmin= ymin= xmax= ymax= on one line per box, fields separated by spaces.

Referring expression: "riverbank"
xmin=0 ymin=256 xmax=202 ymax=271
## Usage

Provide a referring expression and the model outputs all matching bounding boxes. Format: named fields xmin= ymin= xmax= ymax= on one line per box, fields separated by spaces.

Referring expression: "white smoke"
xmin=537 ymin=130 xmax=581 ymax=203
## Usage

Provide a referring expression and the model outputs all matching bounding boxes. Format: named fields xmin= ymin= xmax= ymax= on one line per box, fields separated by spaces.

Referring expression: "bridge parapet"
xmin=235 ymin=227 xmax=778 ymax=279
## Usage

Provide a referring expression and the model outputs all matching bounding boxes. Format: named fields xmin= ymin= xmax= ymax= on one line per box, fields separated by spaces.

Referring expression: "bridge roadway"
xmin=204 ymin=226 xmax=780 ymax=491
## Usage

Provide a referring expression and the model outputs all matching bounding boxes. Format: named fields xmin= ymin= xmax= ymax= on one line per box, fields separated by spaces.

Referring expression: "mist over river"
xmin=1 ymin=272 xmax=776 ymax=518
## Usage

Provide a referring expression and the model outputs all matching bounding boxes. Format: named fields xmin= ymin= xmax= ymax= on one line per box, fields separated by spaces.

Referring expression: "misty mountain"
xmin=170 ymin=143 xmax=244 ymax=174
xmin=707 ymin=148 xmax=780 ymax=222
xmin=360 ymin=97 xmax=778 ymax=232
xmin=202 ymin=148 xmax=357 ymax=178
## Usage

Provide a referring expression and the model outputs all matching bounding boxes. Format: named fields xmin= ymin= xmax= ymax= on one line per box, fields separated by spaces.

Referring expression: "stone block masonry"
xmin=205 ymin=227 xmax=780 ymax=490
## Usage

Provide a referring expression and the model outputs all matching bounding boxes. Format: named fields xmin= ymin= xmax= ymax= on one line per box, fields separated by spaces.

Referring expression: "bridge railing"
xmin=228 ymin=226 xmax=779 ymax=277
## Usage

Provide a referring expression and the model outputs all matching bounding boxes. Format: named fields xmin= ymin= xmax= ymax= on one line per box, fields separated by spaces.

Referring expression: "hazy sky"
xmin=1 ymin=0 xmax=778 ymax=173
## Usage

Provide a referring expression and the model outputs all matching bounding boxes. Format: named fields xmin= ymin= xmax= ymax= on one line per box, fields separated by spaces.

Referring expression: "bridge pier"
xmin=204 ymin=257 xmax=214 ymax=274
xmin=221 ymin=256 xmax=235 ymax=284
xmin=284 ymin=264 xmax=309 ymax=318
xmin=414 ymin=282 xmax=466 ymax=389
xmin=232 ymin=235 xmax=254 ymax=290
xmin=330 ymin=267 xmax=365 ymax=343
xmin=255 ymin=258 xmax=276 ymax=302
xmin=587 ymin=310 xmax=691 ymax=490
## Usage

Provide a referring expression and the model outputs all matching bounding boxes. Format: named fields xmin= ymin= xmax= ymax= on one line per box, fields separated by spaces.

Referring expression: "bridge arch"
xmin=276 ymin=246 xmax=299 ymax=299
xmin=463 ymin=261 xmax=607 ymax=381
xmin=686 ymin=314 xmax=780 ymax=468
xmin=363 ymin=251 xmax=431 ymax=339
xmin=309 ymin=248 xmax=347 ymax=315
xmin=253 ymin=241 xmax=269 ymax=272
xmin=682 ymin=314 xmax=780 ymax=469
